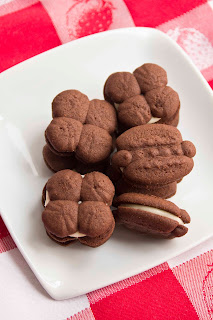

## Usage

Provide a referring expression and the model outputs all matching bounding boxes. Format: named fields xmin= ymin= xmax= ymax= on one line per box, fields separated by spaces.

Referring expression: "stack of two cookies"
xmin=104 ymin=63 xmax=196 ymax=239
xmin=104 ymin=63 xmax=180 ymax=133
xmin=43 ymin=89 xmax=117 ymax=174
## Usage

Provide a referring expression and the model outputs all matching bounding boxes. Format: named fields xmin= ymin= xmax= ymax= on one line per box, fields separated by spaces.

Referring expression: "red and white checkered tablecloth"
xmin=0 ymin=1 xmax=213 ymax=319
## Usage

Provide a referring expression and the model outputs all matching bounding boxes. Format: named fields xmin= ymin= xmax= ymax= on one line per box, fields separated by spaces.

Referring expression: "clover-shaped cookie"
xmin=104 ymin=64 xmax=180 ymax=131
xmin=45 ymin=117 xmax=113 ymax=164
xmin=42 ymin=170 xmax=115 ymax=247
xmin=111 ymin=124 xmax=196 ymax=186
xmin=113 ymin=193 xmax=190 ymax=239
xmin=43 ymin=90 xmax=117 ymax=171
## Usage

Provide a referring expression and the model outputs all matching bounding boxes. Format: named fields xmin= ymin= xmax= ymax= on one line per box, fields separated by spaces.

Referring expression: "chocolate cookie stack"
xmin=43 ymin=90 xmax=117 ymax=174
xmin=41 ymin=63 xmax=196 ymax=245
xmin=104 ymin=64 xmax=180 ymax=134
xmin=42 ymin=170 xmax=115 ymax=247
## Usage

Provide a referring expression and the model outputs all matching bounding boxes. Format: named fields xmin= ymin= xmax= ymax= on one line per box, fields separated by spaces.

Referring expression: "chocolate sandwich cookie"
xmin=113 ymin=193 xmax=190 ymax=238
xmin=42 ymin=169 xmax=115 ymax=206
xmin=115 ymin=179 xmax=177 ymax=199
xmin=42 ymin=200 xmax=115 ymax=247
xmin=104 ymin=72 xmax=141 ymax=104
xmin=45 ymin=118 xmax=112 ymax=164
xmin=103 ymin=64 xmax=179 ymax=130
xmin=52 ymin=90 xmax=117 ymax=134
xmin=112 ymin=124 xmax=196 ymax=186
xmin=133 ymin=63 xmax=168 ymax=93
xmin=42 ymin=170 xmax=115 ymax=247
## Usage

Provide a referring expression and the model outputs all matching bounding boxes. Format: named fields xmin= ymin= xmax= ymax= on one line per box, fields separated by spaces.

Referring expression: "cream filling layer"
xmin=120 ymin=204 xmax=183 ymax=225
xmin=148 ymin=117 xmax=161 ymax=124
xmin=68 ymin=231 xmax=86 ymax=238
xmin=45 ymin=191 xmax=50 ymax=207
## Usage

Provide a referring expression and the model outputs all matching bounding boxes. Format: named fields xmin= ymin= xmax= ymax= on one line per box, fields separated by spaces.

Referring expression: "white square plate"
xmin=0 ymin=27 xmax=213 ymax=300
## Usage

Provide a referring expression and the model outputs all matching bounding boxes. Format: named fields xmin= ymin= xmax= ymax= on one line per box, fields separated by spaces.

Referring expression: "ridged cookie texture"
xmin=43 ymin=89 xmax=117 ymax=170
xmin=103 ymin=63 xmax=180 ymax=130
xmin=42 ymin=170 xmax=115 ymax=247
xmin=112 ymin=124 xmax=196 ymax=186
xmin=113 ymin=193 xmax=190 ymax=239
xmin=52 ymin=90 xmax=117 ymax=134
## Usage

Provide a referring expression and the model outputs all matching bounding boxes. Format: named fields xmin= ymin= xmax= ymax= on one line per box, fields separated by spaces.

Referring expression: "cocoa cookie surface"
xmin=75 ymin=124 xmax=112 ymax=164
xmin=86 ymin=99 xmax=117 ymax=134
xmin=45 ymin=117 xmax=83 ymax=156
xmin=104 ymin=72 xmax=141 ymax=104
xmin=52 ymin=90 xmax=117 ymax=134
xmin=133 ymin=63 xmax=168 ymax=93
xmin=113 ymin=193 xmax=190 ymax=239
xmin=145 ymin=86 xmax=180 ymax=122
xmin=42 ymin=169 xmax=115 ymax=206
xmin=112 ymin=124 xmax=196 ymax=185
xmin=45 ymin=119 xmax=112 ymax=164
xmin=42 ymin=200 xmax=115 ymax=247
xmin=117 ymin=95 xmax=151 ymax=128
xmin=43 ymin=170 xmax=82 ymax=205
xmin=81 ymin=171 xmax=115 ymax=205
xmin=52 ymin=90 xmax=90 ymax=123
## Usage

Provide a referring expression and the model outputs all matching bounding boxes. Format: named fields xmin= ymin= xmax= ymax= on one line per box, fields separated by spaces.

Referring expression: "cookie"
xmin=133 ymin=63 xmax=168 ymax=93
xmin=113 ymin=193 xmax=190 ymax=239
xmin=104 ymin=72 xmax=141 ymax=104
xmin=45 ymin=117 xmax=83 ymax=156
xmin=42 ymin=200 xmax=115 ymax=247
xmin=115 ymin=179 xmax=177 ymax=199
xmin=112 ymin=124 xmax=196 ymax=185
xmin=43 ymin=144 xmax=76 ymax=172
xmin=103 ymin=65 xmax=179 ymax=130
xmin=45 ymin=118 xmax=112 ymax=164
xmin=80 ymin=171 xmax=115 ymax=205
xmin=52 ymin=90 xmax=117 ymax=134
xmin=86 ymin=99 xmax=117 ymax=134
xmin=117 ymin=95 xmax=151 ymax=128
xmin=144 ymin=86 xmax=180 ymax=124
xmin=75 ymin=124 xmax=112 ymax=164
xmin=52 ymin=90 xmax=90 ymax=123
xmin=42 ymin=170 xmax=115 ymax=247
xmin=42 ymin=170 xmax=82 ymax=206
xmin=42 ymin=169 xmax=115 ymax=207
xmin=157 ymin=108 xmax=179 ymax=127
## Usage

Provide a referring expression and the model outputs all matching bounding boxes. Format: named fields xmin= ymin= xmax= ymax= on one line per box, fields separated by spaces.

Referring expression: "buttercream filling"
xmin=119 ymin=204 xmax=183 ymax=225
xmin=45 ymin=191 xmax=50 ymax=207
xmin=148 ymin=117 xmax=161 ymax=124
xmin=68 ymin=231 xmax=86 ymax=238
